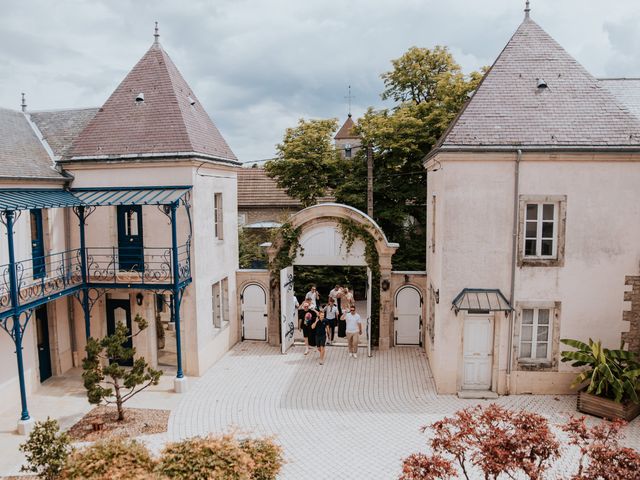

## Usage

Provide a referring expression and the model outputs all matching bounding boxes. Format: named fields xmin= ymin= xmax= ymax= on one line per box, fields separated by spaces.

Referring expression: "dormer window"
xmin=135 ymin=92 xmax=145 ymax=103
xmin=188 ymin=96 xmax=196 ymax=106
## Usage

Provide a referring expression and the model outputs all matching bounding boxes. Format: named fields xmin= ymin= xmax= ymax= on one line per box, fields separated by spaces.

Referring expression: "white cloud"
xmin=1 ymin=0 xmax=639 ymax=161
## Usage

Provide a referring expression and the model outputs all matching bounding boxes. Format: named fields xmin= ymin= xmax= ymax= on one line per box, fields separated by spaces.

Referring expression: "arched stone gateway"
xmin=266 ymin=203 xmax=399 ymax=352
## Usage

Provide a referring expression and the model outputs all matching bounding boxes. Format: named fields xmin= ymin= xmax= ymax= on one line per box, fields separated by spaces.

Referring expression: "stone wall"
xmin=622 ymin=275 xmax=640 ymax=355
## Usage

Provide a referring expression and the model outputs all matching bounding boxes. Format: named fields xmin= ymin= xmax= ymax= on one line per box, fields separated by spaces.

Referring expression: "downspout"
xmin=506 ymin=149 xmax=521 ymax=395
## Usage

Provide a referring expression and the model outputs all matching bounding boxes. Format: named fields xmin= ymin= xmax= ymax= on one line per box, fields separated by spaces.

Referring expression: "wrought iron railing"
xmin=86 ymin=243 xmax=191 ymax=285
xmin=0 ymin=248 xmax=83 ymax=310
xmin=0 ymin=243 xmax=191 ymax=312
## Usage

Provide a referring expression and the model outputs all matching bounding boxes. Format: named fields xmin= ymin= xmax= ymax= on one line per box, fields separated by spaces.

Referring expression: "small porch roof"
xmin=0 ymin=186 xmax=191 ymax=211
xmin=452 ymin=288 xmax=513 ymax=314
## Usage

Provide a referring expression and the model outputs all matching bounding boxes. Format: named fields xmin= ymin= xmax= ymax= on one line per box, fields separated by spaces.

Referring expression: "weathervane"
xmin=154 ymin=21 xmax=160 ymax=43
xmin=525 ymin=0 xmax=531 ymax=18
xmin=344 ymin=85 xmax=355 ymax=117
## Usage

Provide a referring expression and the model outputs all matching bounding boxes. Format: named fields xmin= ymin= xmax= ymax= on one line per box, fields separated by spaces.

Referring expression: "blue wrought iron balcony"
xmin=0 ymin=243 xmax=191 ymax=316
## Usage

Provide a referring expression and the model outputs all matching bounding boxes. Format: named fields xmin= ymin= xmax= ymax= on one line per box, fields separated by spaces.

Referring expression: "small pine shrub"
xmin=239 ymin=438 xmax=284 ymax=480
xmin=157 ymin=434 xmax=254 ymax=479
xmin=60 ymin=438 xmax=155 ymax=479
xmin=19 ymin=418 xmax=73 ymax=480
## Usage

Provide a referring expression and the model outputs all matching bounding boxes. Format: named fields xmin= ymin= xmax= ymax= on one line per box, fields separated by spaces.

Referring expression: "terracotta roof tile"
xmin=68 ymin=42 xmax=238 ymax=163
xmin=0 ymin=108 xmax=63 ymax=180
xmin=238 ymin=168 xmax=301 ymax=207
xmin=434 ymin=18 xmax=640 ymax=152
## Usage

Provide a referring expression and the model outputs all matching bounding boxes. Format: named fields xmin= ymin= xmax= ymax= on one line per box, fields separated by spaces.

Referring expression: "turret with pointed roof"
xmin=426 ymin=12 xmax=640 ymax=160
xmin=68 ymin=29 xmax=238 ymax=164
xmin=335 ymin=114 xmax=359 ymax=141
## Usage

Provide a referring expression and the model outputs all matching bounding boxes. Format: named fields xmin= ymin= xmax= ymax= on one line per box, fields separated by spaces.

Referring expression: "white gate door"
xmin=366 ymin=267 xmax=372 ymax=357
xmin=241 ymin=284 xmax=267 ymax=341
xmin=462 ymin=315 xmax=494 ymax=390
xmin=280 ymin=266 xmax=296 ymax=354
xmin=395 ymin=287 xmax=422 ymax=345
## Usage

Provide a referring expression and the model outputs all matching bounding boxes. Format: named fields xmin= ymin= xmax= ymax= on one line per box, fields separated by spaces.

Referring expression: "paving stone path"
xmin=169 ymin=342 xmax=640 ymax=479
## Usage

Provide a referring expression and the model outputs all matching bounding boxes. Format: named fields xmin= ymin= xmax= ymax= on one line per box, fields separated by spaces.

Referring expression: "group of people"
xmin=296 ymin=285 xmax=363 ymax=365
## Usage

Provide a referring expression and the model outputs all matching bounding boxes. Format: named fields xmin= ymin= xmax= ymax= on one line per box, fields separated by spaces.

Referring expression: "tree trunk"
xmin=113 ymin=379 xmax=125 ymax=421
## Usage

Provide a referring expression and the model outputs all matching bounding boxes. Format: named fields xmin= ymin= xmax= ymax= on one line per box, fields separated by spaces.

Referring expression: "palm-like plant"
xmin=561 ymin=338 xmax=640 ymax=404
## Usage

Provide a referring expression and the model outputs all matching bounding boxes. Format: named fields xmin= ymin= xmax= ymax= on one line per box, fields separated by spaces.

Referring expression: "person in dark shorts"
xmin=312 ymin=310 xmax=330 ymax=365
xmin=298 ymin=301 xmax=317 ymax=354
xmin=323 ymin=298 xmax=338 ymax=344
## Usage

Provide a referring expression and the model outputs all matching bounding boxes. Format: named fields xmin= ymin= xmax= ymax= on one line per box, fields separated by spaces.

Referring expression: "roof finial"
xmin=20 ymin=92 xmax=27 ymax=113
xmin=153 ymin=21 xmax=159 ymax=44
xmin=344 ymin=85 xmax=355 ymax=117
xmin=524 ymin=0 xmax=531 ymax=19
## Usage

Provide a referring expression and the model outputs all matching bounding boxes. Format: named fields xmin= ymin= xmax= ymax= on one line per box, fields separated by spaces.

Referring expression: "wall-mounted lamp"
xmin=381 ymin=279 xmax=390 ymax=291
xmin=136 ymin=292 xmax=144 ymax=306
xmin=435 ymin=289 xmax=440 ymax=304
xmin=404 ymin=274 xmax=410 ymax=284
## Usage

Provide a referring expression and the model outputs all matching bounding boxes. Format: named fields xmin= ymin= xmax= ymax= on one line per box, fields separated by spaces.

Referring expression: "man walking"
xmin=341 ymin=304 xmax=363 ymax=358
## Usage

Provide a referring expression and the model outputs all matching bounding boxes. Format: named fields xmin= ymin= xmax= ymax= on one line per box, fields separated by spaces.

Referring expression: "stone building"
xmin=424 ymin=8 xmax=640 ymax=396
xmin=0 ymin=29 xmax=240 ymax=432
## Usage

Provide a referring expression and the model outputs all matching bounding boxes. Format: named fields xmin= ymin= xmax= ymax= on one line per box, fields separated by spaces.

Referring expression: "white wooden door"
xmin=462 ymin=315 xmax=494 ymax=390
xmin=395 ymin=287 xmax=422 ymax=345
xmin=280 ymin=266 xmax=296 ymax=354
xmin=241 ymin=284 xmax=267 ymax=341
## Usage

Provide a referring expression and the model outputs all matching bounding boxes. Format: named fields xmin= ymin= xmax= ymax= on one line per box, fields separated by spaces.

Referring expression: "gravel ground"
xmin=67 ymin=405 xmax=170 ymax=442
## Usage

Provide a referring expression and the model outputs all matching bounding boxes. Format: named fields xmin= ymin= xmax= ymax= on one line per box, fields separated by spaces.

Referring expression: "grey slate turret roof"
xmin=429 ymin=17 xmax=640 ymax=158
xmin=0 ymin=108 xmax=64 ymax=180
xmin=599 ymin=78 xmax=640 ymax=120
xmin=67 ymin=40 xmax=238 ymax=164
xmin=30 ymin=108 xmax=98 ymax=158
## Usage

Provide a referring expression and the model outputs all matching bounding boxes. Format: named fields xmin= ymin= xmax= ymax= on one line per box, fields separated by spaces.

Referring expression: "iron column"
xmin=77 ymin=206 xmax=91 ymax=338
xmin=170 ymin=203 xmax=184 ymax=378
xmin=5 ymin=210 xmax=30 ymax=421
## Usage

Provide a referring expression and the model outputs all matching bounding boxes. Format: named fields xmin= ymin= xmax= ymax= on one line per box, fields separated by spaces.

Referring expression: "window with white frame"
xmin=212 ymin=282 xmax=221 ymax=328
xmin=212 ymin=277 xmax=229 ymax=330
xmin=524 ymin=202 xmax=557 ymax=258
xmin=214 ymin=193 xmax=223 ymax=240
xmin=519 ymin=308 xmax=552 ymax=360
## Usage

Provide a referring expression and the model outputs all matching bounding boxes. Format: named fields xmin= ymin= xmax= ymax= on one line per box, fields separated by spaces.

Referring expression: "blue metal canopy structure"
xmin=0 ymin=185 xmax=192 ymax=426
xmin=0 ymin=186 xmax=191 ymax=211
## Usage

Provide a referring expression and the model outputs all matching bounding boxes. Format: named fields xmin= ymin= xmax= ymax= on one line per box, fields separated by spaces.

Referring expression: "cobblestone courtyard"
xmin=1 ymin=341 xmax=638 ymax=478
xmin=169 ymin=342 xmax=640 ymax=479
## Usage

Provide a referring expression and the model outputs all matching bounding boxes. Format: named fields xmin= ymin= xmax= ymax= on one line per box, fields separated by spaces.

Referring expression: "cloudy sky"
xmin=1 ymin=0 xmax=639 ymax=162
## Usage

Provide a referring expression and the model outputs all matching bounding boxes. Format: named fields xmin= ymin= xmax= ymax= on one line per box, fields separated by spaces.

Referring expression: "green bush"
xmin=60 ymin=438 xmax=156 ymax=479
xmin=561 ymin=338 xmax=640 ymax=403
xmin=157 ymin=434 xmax=254 ymax=480
xmin=239 ymin=438 xmax=284 ymax=480
xmin=19 ymin=418 xmax=73 ymax=480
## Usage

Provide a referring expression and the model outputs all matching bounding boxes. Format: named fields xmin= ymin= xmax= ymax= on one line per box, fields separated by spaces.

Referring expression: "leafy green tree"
xmin=82 ymin=314 xmax=162 ymax=421
xmin=19 ymin=418 xmax=73 ymax=479
xmin=239 ymin=227 xmax=269 ymax=269
xmin=335 ymin=46 xmax=483 ymax=270
xmin=265 ymin=118 xmax=341 ymax=207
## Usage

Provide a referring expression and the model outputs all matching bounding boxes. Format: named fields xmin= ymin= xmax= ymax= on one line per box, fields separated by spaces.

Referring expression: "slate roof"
xmin=0 ymin=108 xmax=64 ymax=180
xmin=68 ymin=40 xmax=238 ymax=164
xmin=335 ymin=115 xmax=359 ymax=140
xmin=599 ymin=78 xmax=640 ymax=120
xmin=237 ymin=168 xmax=301 ymax=208
xmin=430 ymin=17 xmax=640 ymax=157
xmin=30 ymin=108 xmax=98 ymax=158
